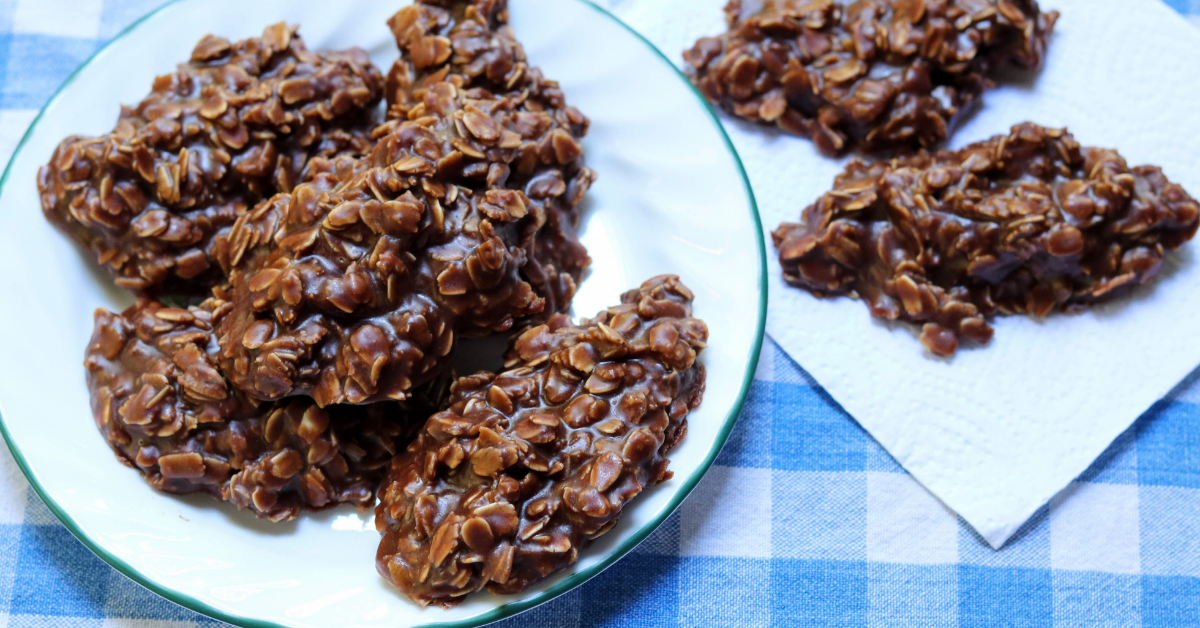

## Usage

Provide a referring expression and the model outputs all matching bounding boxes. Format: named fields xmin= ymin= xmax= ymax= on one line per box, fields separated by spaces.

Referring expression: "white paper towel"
xmin=612 ymin=0 xmax=1200 ymax=548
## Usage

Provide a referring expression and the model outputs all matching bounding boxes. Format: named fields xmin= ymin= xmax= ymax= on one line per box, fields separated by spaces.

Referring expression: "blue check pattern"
xmin=2 ymin=0 xmax=1199 ymax=626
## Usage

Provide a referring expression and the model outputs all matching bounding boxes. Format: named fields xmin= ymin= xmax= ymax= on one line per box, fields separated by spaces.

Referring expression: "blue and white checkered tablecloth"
xmin=3 ymin=0 xmax=1200 ymax=626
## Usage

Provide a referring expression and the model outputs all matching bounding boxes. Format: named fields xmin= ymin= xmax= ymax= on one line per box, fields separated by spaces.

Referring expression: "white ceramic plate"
xmin=0 ymin=1 xmax=765 ymax=627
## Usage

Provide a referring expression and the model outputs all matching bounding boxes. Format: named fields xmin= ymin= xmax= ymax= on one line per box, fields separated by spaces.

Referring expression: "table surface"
xmin=2 ymin=0 xmax=1199 ymax=626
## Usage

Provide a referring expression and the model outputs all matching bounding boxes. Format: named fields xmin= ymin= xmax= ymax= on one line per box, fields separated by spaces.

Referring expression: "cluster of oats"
xmin=85 ymin=295 xmax=443 ymax=520
xmin=39 ymin=24 xmax=384 ymax=292
xmin=685 ymin=0 xmax=1058 ymax=155
xmin=773 ymin=123 xmax=1200 ymax=355
xmin=376 ymin=276 xmax=707 ymax=606
xmin=208 ymin=0 xmax=596 ymax=409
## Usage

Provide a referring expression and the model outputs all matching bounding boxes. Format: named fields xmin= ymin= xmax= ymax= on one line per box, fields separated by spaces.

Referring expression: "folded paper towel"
xmin=612 ymin=0 xmax=1200 ymax=548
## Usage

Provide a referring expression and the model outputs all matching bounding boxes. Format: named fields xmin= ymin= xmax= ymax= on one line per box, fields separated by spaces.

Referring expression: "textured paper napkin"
xmin=614 ymin=0 xmax=1200 ymax=547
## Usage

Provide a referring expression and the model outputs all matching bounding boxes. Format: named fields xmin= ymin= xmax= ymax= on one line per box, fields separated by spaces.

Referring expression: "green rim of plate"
xmin=0 ymin=1 xmax=768 ymax=626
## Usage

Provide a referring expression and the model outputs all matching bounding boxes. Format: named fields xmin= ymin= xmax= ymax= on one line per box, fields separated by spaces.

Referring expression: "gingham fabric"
xmin=2 ymin=0 xmax=1199 ymax=626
